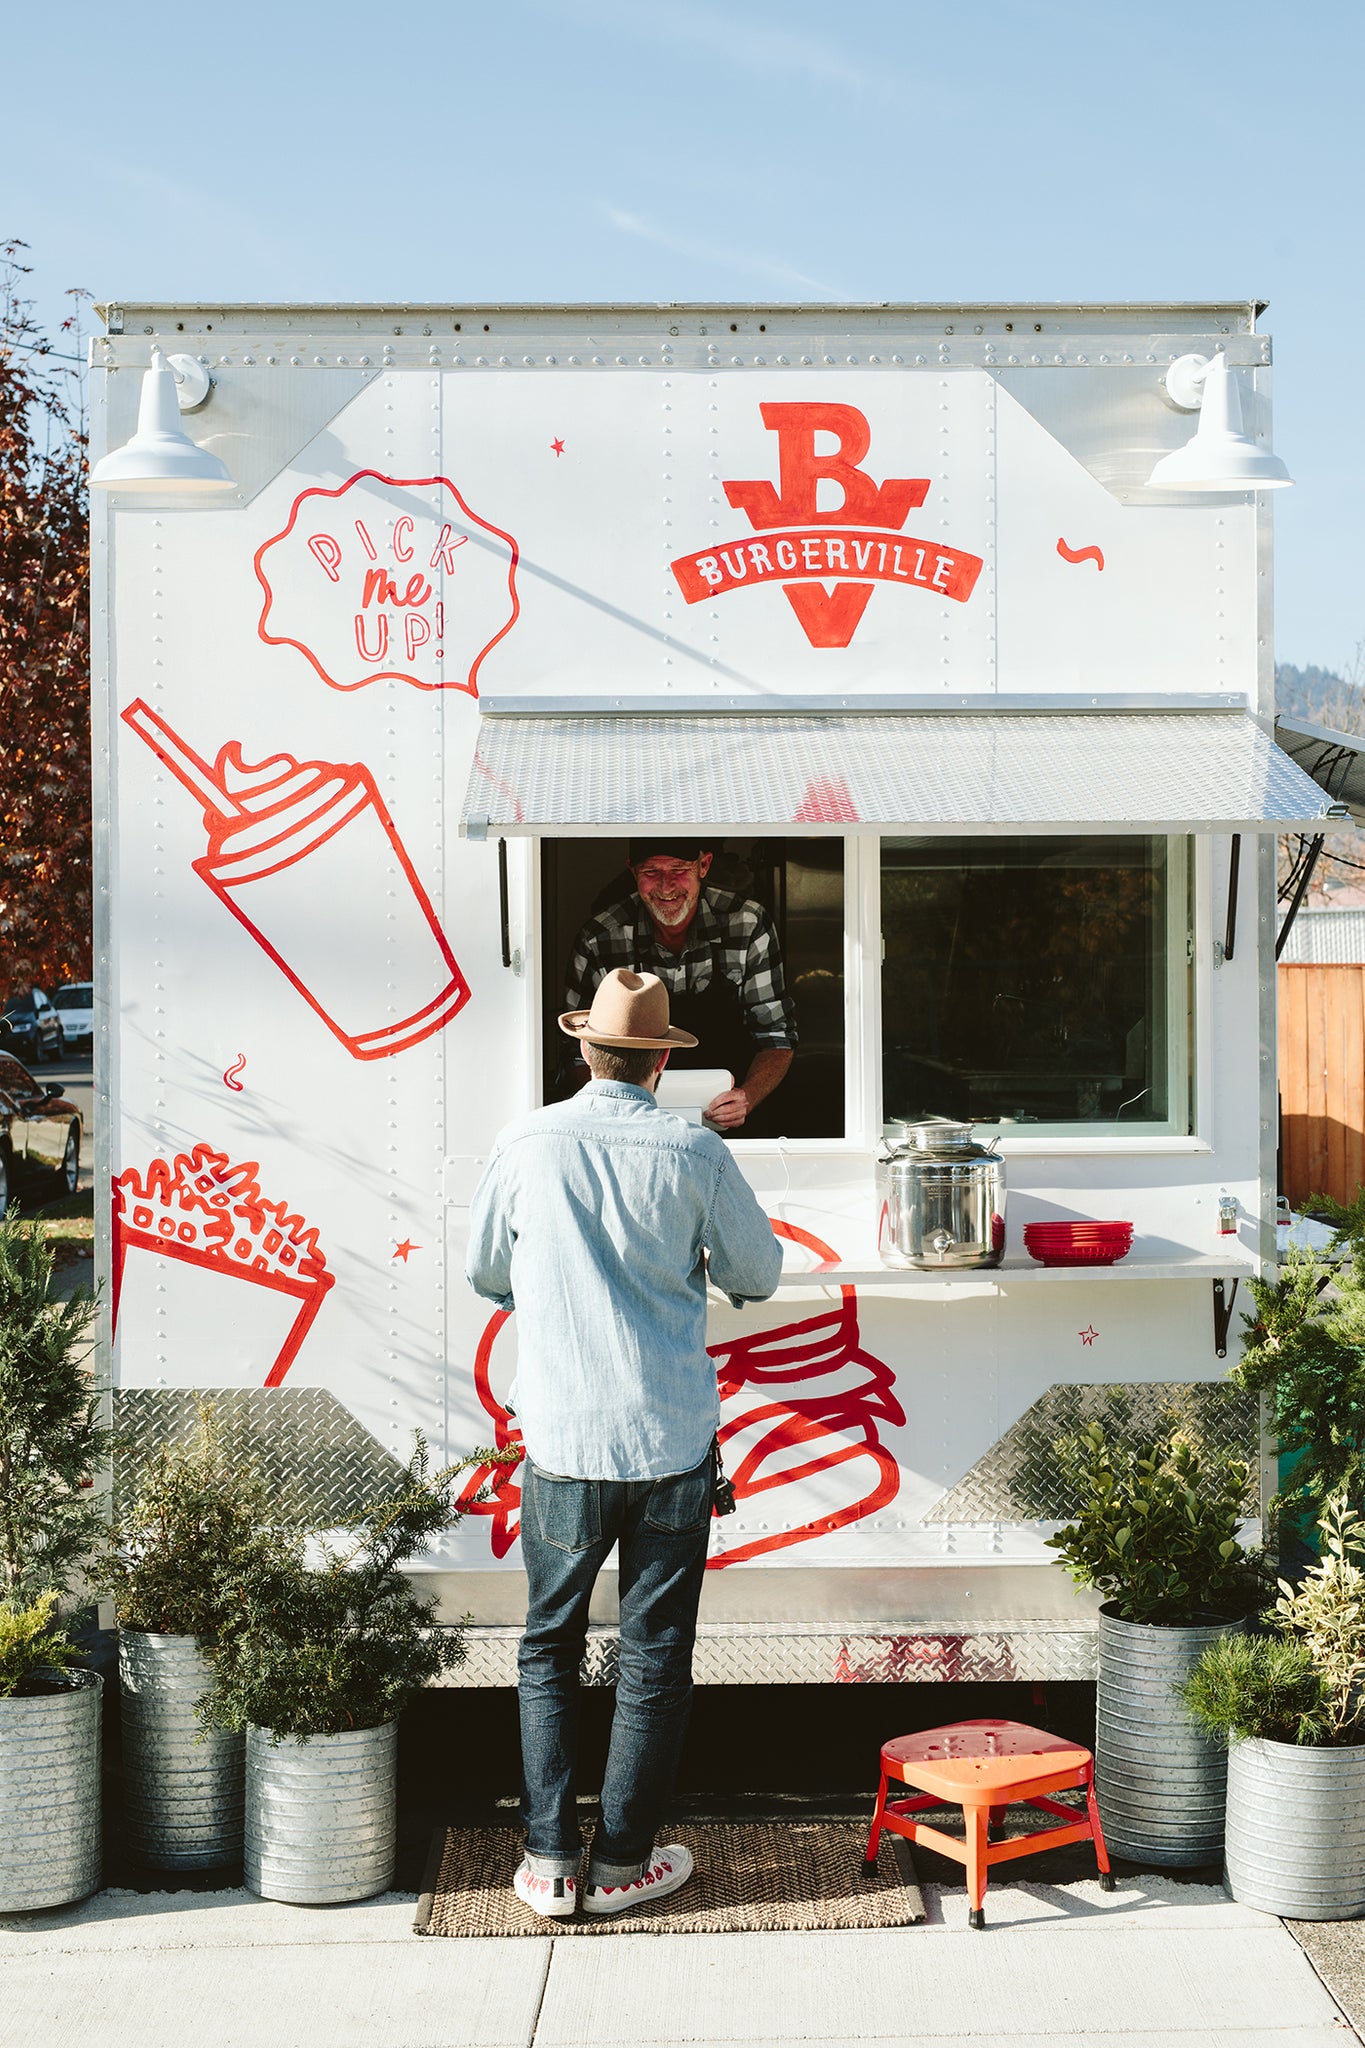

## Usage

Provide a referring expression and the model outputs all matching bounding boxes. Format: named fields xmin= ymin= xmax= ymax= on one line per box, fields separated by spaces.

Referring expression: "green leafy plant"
xmin=200 ymin=1435 xmax=510 ymax=1740
xmin=1045 ymin=1422 xmax=1256 ymax=1624
xmin=1177 ymin=1631 xmax=1332 ymax=1747
xmin=0 ymin=1591 xmax=84 ymax=1698
xmin=0 ymin=1211 xmax=107 ymax=1601
xmin=1236 ymin=1242 xmax=1365 ymax=1553
xmin=1272 ymin=1493 xmax=1365 ymax=1740
xmin=105 ymin=1403 xmax=288 ymax=1639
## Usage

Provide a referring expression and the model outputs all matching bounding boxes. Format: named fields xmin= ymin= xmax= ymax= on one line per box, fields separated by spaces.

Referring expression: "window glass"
xmin=0 ymin=1056 xmax=35 ymax=1096
xmin=53 ymin=988 xmax=92 ymax=1011
xmin=881 ymin=836 xmax=1183 ymax=1131
xmin=541 ymin=838 xmax=844 ymax=1137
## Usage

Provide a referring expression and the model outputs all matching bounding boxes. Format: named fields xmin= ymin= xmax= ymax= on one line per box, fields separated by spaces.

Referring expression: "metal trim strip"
xmin=479 ymin=694 xmax=1251 ymax=717
xmin=432 ymin=1621 xmax=1099 ymax=1688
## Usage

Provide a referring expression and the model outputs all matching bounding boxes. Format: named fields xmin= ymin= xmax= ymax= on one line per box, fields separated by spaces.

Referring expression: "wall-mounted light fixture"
xmin=1146 ymin=350 xmax=1292 ymax=492
xmin=90 ymin=347 xmax=235 ymax=492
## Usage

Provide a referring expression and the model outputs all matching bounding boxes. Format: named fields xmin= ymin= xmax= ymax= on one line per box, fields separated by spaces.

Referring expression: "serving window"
xmin=539 ymin=838 xmax=845 ymax=1139
xmin=880 ymin=835 xmax=1191 ymax=1136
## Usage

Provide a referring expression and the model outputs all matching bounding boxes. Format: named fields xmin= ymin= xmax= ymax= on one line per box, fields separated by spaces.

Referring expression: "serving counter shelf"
xmin=766 ymin=1253 xmax=1259 ymax=1290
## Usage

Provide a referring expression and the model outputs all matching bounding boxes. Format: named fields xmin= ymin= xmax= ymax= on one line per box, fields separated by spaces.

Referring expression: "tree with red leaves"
xmin=0 ymin=243 xmax=90 ymax=995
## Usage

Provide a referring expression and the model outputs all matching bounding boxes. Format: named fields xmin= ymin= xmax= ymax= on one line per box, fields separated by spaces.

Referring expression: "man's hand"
xmin=705 ymin=1050 xmax=794 ymax=1132
xmin=704 ymin=1086 xmax=750 ymax=1131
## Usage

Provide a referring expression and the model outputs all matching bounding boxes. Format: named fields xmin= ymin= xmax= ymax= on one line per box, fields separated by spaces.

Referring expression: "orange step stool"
xmin=863 ymin=1718 xmax=1114 ymax=1929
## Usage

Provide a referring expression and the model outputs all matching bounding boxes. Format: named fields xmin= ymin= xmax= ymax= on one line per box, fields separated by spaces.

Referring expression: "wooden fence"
xmin=1279 ymin=963 xmax=1365 ymax=1208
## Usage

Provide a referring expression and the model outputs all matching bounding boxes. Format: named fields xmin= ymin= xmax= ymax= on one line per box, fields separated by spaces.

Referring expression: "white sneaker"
xmin=583 ymin=1843 xmax=695 ymax=1916
xmin=513 ymin=1859 xmax=578 ymax=1919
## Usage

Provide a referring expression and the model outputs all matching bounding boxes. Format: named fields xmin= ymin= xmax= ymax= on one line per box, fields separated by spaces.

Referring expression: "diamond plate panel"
xmin=924 ymin=1381 xmax=1260 ymax=1526
xmin=113 ymin=1389 xmax=409 ymax=1526
xmin=433 ymin=1621 xmax=1097 ymax=1688
xmin=464 ymin=711 xmax=1337 ymax=835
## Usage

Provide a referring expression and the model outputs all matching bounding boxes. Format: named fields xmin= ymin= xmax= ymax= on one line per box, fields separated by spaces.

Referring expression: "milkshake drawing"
xmin=123 ymin=699 xmax=470 ymax=1060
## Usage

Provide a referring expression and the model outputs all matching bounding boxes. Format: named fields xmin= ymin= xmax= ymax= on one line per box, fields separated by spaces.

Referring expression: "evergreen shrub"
xmin=106 ymin=1403 xmax=286 ymax=1640
xmin=200 ymin=1435 xmax=508 ymax=1740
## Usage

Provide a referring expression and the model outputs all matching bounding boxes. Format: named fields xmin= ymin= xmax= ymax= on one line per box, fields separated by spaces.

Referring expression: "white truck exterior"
xmin=91 ymin=299 xmax=1343 ymax=1685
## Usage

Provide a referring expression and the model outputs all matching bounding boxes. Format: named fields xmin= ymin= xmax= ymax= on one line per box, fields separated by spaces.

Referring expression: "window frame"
xmin=875 ymin=831 xmax=1204 ymax=1156
xmin=526 ymin=830 xmax=1211 ymax=1159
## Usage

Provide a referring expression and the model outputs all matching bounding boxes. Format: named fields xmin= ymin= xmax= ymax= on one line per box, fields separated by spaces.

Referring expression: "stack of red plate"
xmin=1022 ymin=1221 xmax=1134 ymax=1267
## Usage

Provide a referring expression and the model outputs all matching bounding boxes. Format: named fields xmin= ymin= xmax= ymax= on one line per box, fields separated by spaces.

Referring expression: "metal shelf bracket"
xmin=1212 ymin=1276 xmax=1239 ymax=1359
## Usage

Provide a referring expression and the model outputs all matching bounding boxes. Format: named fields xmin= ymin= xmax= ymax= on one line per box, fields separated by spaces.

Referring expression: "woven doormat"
xmin=415 ymin=1821 xmax=924 ymax=1936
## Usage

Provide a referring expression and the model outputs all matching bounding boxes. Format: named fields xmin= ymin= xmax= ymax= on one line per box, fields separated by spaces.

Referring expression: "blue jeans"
xmin=517 ymin=1451 xmax=712 ymax=1882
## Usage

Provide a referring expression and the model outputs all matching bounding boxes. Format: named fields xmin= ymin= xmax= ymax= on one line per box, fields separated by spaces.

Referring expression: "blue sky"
xmin=8 ymin=0 xmax=1360 ymax=668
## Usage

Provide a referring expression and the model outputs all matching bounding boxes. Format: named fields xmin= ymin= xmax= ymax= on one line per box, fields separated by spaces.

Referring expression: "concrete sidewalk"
xmin=2 ymin=1873 xmax=1355 ymax=2048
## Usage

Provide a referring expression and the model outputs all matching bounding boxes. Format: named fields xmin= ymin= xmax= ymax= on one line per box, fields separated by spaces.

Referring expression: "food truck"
xmin=91 ymin=298 xmax=1350 ymax=1687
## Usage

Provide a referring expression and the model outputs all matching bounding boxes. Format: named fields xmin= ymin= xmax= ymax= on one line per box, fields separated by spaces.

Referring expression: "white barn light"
xmin=1146 ymin=350 xmax=1293 ymax=492
xmin=91 ymin=348 xmax=234 ymax=492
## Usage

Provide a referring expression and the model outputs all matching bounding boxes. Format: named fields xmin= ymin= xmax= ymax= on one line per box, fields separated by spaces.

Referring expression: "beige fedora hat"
xmin=558 ymin=968 xmax=698 ymax=1049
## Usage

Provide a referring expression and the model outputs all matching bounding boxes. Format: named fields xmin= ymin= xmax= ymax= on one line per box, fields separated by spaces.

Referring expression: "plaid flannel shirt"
xmin=564 ymin=887 xmax=798 ymax=1049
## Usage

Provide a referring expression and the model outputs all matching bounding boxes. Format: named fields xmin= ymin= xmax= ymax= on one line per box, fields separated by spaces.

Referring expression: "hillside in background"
xmin=1276 ymin=656 xmax=1365 ymax=905
xmin=1277 ymin=659 xmax=1365 ymax=732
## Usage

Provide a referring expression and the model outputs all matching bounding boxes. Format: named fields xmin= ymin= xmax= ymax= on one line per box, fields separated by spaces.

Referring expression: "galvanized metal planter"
xmin=245 ymin=1721 xmax=396 ymax=1904
xmin=120 ymin=1632 xmax=243 ymax=1870
xmin=0 ymin=1670 xmax=102 ymax=1911
xmin=1096 ymin=1607 xmax=1244 ymax=1866
xmin=1225 ymin=1737 xmax=1365 ymax=1919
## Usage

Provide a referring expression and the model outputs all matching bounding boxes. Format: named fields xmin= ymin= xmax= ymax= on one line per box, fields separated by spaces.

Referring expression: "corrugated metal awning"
xmin=461 ymin=708 xmax=1351 ymax=838
xmin=1274 ymin=714 xmax=1365 ymax=827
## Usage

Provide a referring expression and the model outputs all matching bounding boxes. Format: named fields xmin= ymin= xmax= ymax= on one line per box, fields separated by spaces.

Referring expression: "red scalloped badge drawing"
xmin=112 ymin=1142 xmax=334 ymax=1388
xmin=456 ymin=1221 xmax=903 ymax=1565
xmin=254 ymin=470 xmax=519 ymax=695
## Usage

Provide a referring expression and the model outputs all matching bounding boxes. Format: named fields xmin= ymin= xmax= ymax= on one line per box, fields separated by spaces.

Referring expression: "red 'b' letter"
xmin=724 ymin=403 xmax=929 ymax=531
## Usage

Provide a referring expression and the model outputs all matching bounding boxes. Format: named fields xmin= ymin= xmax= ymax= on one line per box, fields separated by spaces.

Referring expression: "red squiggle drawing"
xmin=254 ymin=471 xmax=520 ymax=697
xmin=457 ymin=1219 xmax=903 ymax=1566
xmin=223 ymin=1054 xmax=247 ymax=1092
xmin=112 ymin=1142 xmax=333 ymax=1388
xmin=1056 ymin=538 xmax=1105 ymax=571
xmin=122 ymin=699 xmax=470 ymax=1061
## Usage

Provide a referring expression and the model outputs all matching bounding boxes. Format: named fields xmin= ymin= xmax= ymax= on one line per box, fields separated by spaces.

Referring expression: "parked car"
xmin=0 ymin=1055 xmax=81 ymax=1216
xmin=52 ymin=982 xmax=94 ymax=1053
xmin=0 ymin=989 xmax=62 ymax=1064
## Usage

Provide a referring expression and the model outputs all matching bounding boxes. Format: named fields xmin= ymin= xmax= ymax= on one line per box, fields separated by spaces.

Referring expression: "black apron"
xmin=636 ymin=927 xmax=753 ymax=1087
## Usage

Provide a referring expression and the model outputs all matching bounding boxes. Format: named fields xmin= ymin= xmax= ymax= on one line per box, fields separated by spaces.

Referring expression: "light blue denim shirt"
xmin=465 ymin=1081 xmax=782 ymax=1481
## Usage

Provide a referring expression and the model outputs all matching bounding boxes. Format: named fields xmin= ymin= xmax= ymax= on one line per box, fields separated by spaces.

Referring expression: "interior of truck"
xmin=540 ymin=837 xmax=845 ymax=1139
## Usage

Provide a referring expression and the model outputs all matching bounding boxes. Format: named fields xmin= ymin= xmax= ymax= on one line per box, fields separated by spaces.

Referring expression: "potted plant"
xmin=199 ymin=1435 xmax=486 ymax=1904
xmin=1047 ymin=1422 xmax=1259 ymax=1866
xmin=1180 ymin=1494 xmax=1365 ymax=1917
xmin=105 ymin=1405 xmax=284 ymax=1871
xmin=0 ymin=1212 xmax=107 ymax=1910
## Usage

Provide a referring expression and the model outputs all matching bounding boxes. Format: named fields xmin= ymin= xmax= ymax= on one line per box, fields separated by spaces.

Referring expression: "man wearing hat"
xmin=466 ymin=968 xmax=780 ymax=1920
xmin=562 ymin=839 xmax=796 ymax=1131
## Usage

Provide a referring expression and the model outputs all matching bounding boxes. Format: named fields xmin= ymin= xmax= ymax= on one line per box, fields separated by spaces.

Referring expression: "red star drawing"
xmin=393 ymin=1240 xmax=420 ymax=1263
xmin=550 ymin=437 xmax=565 ymax=457
xmin=1079 ymin=1325 xmax=1099 ymax=1346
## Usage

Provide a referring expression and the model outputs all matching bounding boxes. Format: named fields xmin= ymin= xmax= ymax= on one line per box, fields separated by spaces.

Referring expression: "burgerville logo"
xmin=669 ymin=402 xmax=984 ymax=650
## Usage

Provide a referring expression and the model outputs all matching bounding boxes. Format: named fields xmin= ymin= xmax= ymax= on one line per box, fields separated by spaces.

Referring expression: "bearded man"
xmin=562 ymin=839 xmax=796 ymax=1132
